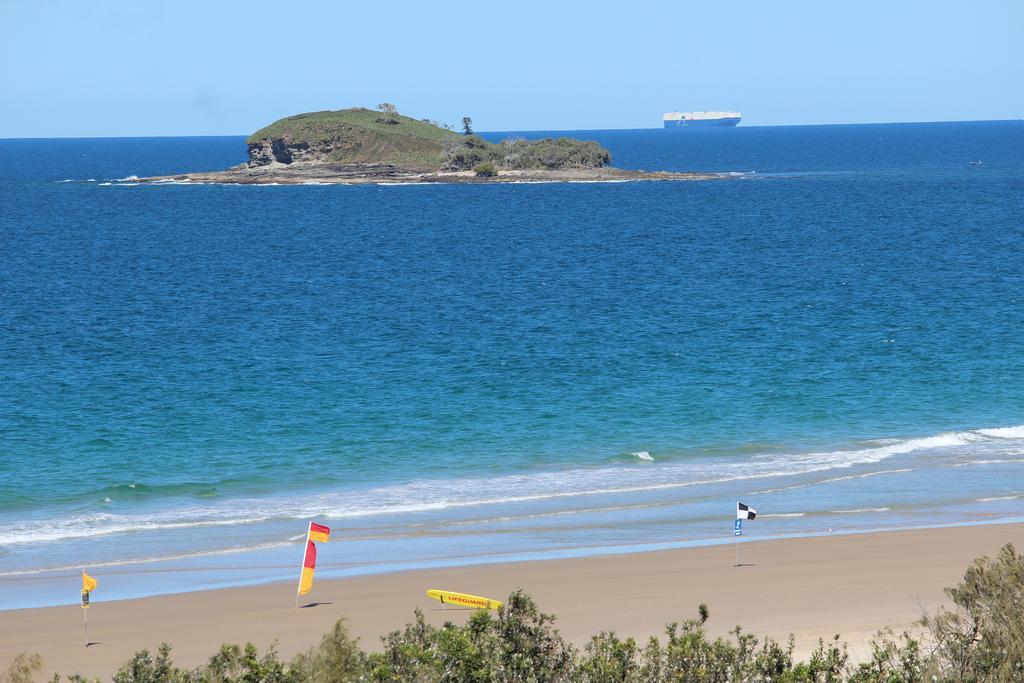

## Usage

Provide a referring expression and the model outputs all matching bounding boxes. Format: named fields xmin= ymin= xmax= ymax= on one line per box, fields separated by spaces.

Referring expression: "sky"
xmin=1 ymin=0 xmax=1022 ymax=137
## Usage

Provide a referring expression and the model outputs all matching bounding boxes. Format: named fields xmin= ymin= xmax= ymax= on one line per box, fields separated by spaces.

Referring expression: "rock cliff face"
xmin=247 ymin=137 xmax=316 ymax=167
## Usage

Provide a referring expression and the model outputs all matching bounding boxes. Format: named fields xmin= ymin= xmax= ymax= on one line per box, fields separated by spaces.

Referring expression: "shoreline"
xmin=4 ymin=420 xmax=1023 ymax=613
xmin=4 ymin=516 xmax=1023 ymax=611
xmin=3 ymin=522 xmax=1022 ymax=678
xmin=135 ymin=163 xmax=723 ymax=186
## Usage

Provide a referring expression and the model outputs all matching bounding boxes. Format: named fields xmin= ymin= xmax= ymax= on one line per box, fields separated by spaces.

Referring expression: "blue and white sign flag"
xmin=733 ymin=519 xmax=743 ymax=536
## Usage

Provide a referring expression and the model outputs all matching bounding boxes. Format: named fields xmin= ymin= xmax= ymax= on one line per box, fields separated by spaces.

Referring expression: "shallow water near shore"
xmin=1 ymin=121 xmax=1023 ymax=608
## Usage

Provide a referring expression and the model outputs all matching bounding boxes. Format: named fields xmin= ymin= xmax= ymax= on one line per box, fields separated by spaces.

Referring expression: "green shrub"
xmin=111 ymin=644 xmax=188 ymax=683
xmin=366 ymin=608 xmax=445 ymax=681
xmin=491 ymin=590 xmax=576 ymax=681
xmin=0 ymin=653 xmax=42 ymax=683
xmin=440 ymin=137 xmax=489 ymax=171
xmin=577 ymin=632 xmax=643 ymax=682
xmin=509 ymin=137 xmax=612 ymax=170
xmin=786 ymin=636 xmax=849 ymax=682
xmin=636 ymin=606 xmax=800 ymax=683
xmin=441 ymin=135 xmax=612 ymax=172
xmin=849 ymin=629 xmax=928 ymax=683
xmin=920 ymin=543 xmax=1024 ymax=681
xmin=290 ymin=619 xmax=365 ymax=683
xmin=202 ymin=643 xmax=295 ymax=683
xmin=473 ymin=162 xmax=498 ymax=177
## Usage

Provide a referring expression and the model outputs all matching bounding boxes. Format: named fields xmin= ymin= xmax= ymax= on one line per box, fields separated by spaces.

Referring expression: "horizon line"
xmin=1 ymin=117 xmax=1021 ymax=142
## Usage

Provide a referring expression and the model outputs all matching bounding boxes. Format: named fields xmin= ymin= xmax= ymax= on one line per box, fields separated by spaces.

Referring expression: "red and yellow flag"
xmin=298 ymin=540 xmax=317 ymax=595
xmin=308 ymin=522 xmax=330 ymax=543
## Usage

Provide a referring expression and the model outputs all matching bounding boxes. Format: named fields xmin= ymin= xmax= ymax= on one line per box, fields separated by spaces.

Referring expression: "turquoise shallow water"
xmin=1 ymin=121 xmax=1023 ymax=607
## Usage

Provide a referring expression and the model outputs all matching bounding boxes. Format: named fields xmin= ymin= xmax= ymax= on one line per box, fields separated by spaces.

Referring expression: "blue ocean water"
xmin=1 ymin=121 xmax=1023 ymax=607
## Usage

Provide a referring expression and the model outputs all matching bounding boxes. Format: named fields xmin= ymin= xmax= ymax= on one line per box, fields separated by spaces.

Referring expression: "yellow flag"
xmin=81 ymin=570 xmax=97 ymax=609
xmin=82 ymin=570 xmax=97 ymax=594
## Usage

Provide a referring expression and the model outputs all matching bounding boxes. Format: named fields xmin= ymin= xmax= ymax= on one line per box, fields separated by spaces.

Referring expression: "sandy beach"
xmin=2 ymin=522 xmax=1021 ymax=678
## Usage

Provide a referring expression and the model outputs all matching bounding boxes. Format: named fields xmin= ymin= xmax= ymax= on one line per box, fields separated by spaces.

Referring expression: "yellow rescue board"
xmin=426 ymin=589 xmax=502 ymax=610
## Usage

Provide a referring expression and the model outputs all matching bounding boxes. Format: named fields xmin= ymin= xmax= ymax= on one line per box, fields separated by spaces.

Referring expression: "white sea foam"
xmin=949 ymin=458 xmax=1024 ymax=467
xmin=976 ymin=495 xmax=1021 ymax=502
xmin=0 ymin=425 xmax=1015 ymax=548
xmin=817 ymin=468 xmax=913 ymax=485
xmin=114 ymin=174 xmax=139 ymax=182
xmin=747 ymin=483 xmax=808 ymax=495
xmin=630 ymin=451 xmax=654 ymax=462
xmin=444 ymin=502 xmax=654 ymax=527
xmin=0 ymin=514 xmax=272 ymax=546
xmin=0 ymin=541 xmax=292 ymax=577
xmin=832 ymin=507 xmax=891 ymax=514
xmin=749 ymin=467 xmax=916 ymax=495
xmin=976 ymin=425 xmax=1024 ymax=439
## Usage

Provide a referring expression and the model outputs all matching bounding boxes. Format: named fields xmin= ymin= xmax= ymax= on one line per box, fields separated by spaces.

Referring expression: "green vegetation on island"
xmin=245 ymin=105 xmax=612 ymax=173
xmin=10 ymin=544 xmax=1024 ymax=682
xmin=246 ymin=106 xmax=458 ymax=168
xmin=443 ymin=135 xmax=611 ymax=173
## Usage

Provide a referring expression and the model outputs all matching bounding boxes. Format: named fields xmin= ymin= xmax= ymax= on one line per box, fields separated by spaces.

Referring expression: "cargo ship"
xmin=663 ymin=111 xmax=741 ymax=128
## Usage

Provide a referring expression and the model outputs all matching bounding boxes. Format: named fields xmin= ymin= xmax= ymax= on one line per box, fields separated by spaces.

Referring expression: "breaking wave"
xmin=977 ymin=426 xmax=1024 ymax=439
xmin=0 ymin=424 xmax=1020 ymax=548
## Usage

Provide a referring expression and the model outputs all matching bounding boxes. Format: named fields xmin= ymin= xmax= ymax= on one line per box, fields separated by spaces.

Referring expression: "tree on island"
xmin=376 ymin=103 xmax=399 ymax=124
xmin=462 ymin=116 xmax=474 ymax=135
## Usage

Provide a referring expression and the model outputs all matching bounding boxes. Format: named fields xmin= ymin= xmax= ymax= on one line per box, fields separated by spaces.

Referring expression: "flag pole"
xmin=295 ymin=521 xmax=311 ymax=608
xmin=734 ymin=507 xmax=739 ymax=567
xmin=81 ymin=568 xmax=88 ymax=647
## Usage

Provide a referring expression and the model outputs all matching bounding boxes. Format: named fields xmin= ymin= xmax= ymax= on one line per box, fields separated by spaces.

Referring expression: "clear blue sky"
xmin=2 ymin=0 xmax=1021 ymax=137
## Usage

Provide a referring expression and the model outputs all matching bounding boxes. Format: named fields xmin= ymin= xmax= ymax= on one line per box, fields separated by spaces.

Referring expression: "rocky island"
xmin=139 ymin=106 xmax=719 ymax=185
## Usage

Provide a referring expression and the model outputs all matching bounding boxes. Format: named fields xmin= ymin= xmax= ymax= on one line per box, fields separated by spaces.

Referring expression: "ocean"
xmin=1 ymin=121 xmax=1022 ymax=608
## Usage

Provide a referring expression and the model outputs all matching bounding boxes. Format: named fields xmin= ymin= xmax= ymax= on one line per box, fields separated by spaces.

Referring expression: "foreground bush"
xmin=920 ymin=543 xmax=1024 ymax=681
xmin=0 ymin=653 xmax=42 ymax=683
xmin=27 ymin=543 xmax=1024 ymax=682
